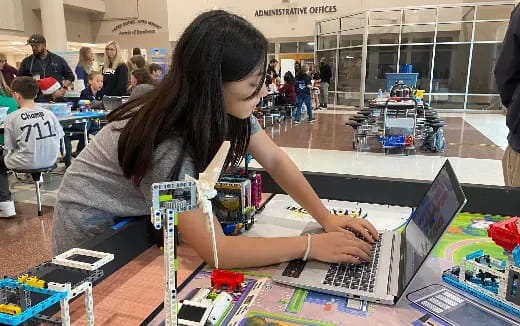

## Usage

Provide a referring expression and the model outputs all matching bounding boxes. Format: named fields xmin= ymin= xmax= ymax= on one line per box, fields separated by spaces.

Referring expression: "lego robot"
xmin=442 ymin=217 xmax=520 ymax=318
xmin=151 ymin=141 xmax=233 ymax=326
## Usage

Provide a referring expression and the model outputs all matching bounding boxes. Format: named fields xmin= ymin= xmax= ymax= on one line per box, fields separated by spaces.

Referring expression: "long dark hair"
xmin=132 ymin=68 xmax=157 ymax=86
xmin=283 ymin=71 xmax=295 ymax=86
xmin=108 ymin=10 xmax=267 ymax=185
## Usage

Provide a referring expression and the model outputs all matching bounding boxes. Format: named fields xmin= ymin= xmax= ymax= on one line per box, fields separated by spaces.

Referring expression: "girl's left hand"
xmin=321 ymin=214 xmax=379 ymax=244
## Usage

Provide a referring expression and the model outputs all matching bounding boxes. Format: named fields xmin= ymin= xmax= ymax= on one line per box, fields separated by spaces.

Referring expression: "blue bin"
xmin=386 ymin=73 xmax=419 ymax=91
xmin=400 ymin=64 xmax=413 ymax=73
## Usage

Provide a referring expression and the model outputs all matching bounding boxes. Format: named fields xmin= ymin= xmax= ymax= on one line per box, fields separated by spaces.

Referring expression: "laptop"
xmin=272 ymin=160 xmax=467 ymax=305
xmin=102 ymin=96 xmax=129 ymax=111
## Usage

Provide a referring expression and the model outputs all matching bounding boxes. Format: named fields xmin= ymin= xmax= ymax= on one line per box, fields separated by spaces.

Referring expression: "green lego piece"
xmin=159 ymin=194 xmax=173 ymax=202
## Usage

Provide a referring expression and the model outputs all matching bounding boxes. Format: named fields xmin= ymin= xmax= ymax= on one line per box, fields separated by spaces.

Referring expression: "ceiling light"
xmin=307 ymin=42 xmax=315 ymax=45
xmin=10 ymin=41 xmax=25 ymax=45
xmin=346 ymin=56 xmax=354 ymax=59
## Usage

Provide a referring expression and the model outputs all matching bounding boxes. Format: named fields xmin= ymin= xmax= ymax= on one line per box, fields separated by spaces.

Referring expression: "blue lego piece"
xmin=245 ymin=154 xmax=253 ymax=165
xmin=465 ymin=250 xmax=484 ymax=261
xmin=0 ymin=279 xmax=68 ymax=326
xmin=513 ymin=245 xmax=520 ymax=267
xmin=442 ymin=275 xmax=520 ymax=318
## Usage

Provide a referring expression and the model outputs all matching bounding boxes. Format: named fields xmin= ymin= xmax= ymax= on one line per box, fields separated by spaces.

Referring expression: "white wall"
xmin=166 ymin=0 xmax=481 ymax=41
xmin=92 ymin=0 xmax=169 ymax=52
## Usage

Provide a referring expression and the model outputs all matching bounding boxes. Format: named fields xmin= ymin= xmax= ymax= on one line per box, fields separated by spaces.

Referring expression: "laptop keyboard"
xmin=281 ymin=259 xmax=307 ymax=278
xmin=322 ymin=233 xmax=382 ymax=293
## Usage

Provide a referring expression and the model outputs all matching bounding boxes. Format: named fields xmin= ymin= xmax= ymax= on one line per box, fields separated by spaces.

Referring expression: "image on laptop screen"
xmin=399 ymin=161 xmax=466 ymax=297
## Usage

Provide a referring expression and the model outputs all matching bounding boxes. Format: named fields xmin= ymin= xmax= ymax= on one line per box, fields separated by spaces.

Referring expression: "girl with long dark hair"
xmin=52 ymin=11 xmax=377 ymax=268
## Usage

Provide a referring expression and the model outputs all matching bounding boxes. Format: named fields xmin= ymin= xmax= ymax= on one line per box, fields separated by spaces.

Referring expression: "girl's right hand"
xmin=308 ymin=232 xmax=373 ymax=264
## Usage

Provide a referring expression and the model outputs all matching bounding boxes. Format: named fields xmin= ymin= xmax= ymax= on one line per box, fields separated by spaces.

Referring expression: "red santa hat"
xmin=37 ymin=77 xmax=61 ymax=95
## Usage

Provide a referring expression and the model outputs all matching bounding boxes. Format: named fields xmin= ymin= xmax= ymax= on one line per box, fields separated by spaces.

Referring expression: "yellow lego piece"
xmin=25 ymin=276 xmax=45 ymax=289
xmin=17 ymin=274 xmax=28 ymax=284
xmin=0 ymin=303 xmax=22 ymax=316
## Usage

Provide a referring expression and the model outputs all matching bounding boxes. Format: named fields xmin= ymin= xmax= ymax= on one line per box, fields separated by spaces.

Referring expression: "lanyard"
xmin=29 ymin=55 xmax=52 ymax=78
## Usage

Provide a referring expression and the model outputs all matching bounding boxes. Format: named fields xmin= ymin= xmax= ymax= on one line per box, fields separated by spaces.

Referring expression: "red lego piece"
xmin=210 ymin=269 xmax=244 ymax=293
xmin=487 ymin=217 xmax=520 ymax=252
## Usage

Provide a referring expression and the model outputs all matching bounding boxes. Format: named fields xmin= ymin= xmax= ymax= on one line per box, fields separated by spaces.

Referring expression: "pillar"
xmin=40 ymin=0 xmax=67 ymax=52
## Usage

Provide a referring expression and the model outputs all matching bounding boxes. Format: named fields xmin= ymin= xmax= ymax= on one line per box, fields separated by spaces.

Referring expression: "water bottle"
xmin=377 ymin=89 xmax=383 ymax=100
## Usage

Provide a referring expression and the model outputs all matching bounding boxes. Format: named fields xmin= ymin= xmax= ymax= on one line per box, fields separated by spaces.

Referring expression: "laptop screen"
xmin=397 ymin=160 xmax=466 ymax=299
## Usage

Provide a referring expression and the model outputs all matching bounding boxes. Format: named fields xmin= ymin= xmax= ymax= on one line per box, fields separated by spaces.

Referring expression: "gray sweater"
xmin=52 ymin=115 xmax=261 ymax=254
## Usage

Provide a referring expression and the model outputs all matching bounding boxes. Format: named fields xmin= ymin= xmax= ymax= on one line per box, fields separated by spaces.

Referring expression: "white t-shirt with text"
xmin=4 ymin=107 xmax=65 ymax=170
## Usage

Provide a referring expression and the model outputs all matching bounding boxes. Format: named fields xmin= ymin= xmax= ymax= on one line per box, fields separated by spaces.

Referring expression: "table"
xmin=141 ymin=194 xmax=520 ymax=325
xmin=60 ymin=111 xmax=107 ymax=145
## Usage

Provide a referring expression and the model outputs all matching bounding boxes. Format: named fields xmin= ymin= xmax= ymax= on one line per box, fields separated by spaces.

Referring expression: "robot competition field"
xmin=148 ymin=195 xmax=514 ymax=326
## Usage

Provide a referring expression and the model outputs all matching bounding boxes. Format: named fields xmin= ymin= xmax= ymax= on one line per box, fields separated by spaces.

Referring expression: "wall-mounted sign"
xmin=255 ymin=5 xmax=337 ymax=17
xmin=112 ymin=19 xmax=162 ymax=36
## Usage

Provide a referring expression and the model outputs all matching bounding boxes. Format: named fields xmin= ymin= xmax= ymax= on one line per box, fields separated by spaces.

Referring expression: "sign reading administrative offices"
xmin=112 ymin=19 xmax=162 ymax=36
xmin=255 ymin=5 xmax=337 ymax=17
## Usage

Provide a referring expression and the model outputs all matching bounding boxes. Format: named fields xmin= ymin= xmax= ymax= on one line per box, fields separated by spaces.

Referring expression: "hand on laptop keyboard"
xmin=321 ymin=214 xmax=380 ymax=244
xmin=307 ymin=232 xmax=373 ymax=264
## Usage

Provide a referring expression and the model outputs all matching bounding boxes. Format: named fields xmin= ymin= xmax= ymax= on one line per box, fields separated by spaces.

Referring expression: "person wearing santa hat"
xmin=36 ymin=77 xmax=67 ymax=102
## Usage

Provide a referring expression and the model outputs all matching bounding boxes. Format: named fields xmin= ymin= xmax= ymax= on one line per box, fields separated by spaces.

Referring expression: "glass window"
xmin=432 ymin=44 xmax=471 ymax=93
xmin=317 ymin=35 xmax=337 ymax=50
xmin=368 ymin=26 xmax=400 ymax=45
xmin=338 ymin=48 xmax=362 ymax=92
xmin=280 ymin=42 xmax=298 ymax=53
xmin=476 ymin=4 xmax=515 ymax=20
xmin=299 ymin=42 xmax=314 ymax=53
xmin=368 ymin=10 xmax=401 ymax=26
xmin=403 ymin=8 xmax=436 ymax=24
xmin=430 ymin=94 xmax=465 ymax=110
xmin=319 ymin=20 xmax=339 ymax=34
xmin=469 ymin=43 xmax=502 ymax=94
xmin=399 ymin=44 xmax=433 ymax=91
xmin=316 ymin=50 xmax=337 ymax=90
xmin=267 ymin=43 xmax=276 ymax=54
xmin=341 ymin=13 xmax=365 ymax=30
xmin=474 ymin=21 xmax=508 ymax=42
xmin=438 ymin=6 xmax=475 ymax=22
xmin=466 ymin=95 xmax=502 ymax=110
xmin=340 ymin=28 xmax=364 ymax=47
xmin=336 ymin=92 xmax=361 ymax=107
xmin=365 ymin=46 xmax=398 ymax=92
xmin=401 ymin=25 xmax=435 ymax=44
xmin=436 ymin=22 xmax=473 ymax=43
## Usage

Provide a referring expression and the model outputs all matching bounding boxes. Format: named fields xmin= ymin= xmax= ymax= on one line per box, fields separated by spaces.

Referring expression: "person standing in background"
xmin=75 ymin=47 xmax=95 ymax=89
xmin=294 ymin=64 xmax=315 ymax=125
xmin=18 ymin=34 xmax=75 ymax=91
xmin=0 ymin=53 xmax=18 ymax=86
xmin=319 ymin=57 xmax=332 ymax=109
xmin=266 ymin=58 xmax=279 ymax=79
xmin=101 ymin=41 xmax=128 ymax=96
xmin=495 ymin=4 xmax=520 ymax=187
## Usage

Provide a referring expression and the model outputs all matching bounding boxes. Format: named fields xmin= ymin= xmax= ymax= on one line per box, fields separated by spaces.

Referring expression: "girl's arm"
xmin=247 ymin=129 xmax=379 ymax=242
xmin=178 ymin=208 xmax=372 ymax=268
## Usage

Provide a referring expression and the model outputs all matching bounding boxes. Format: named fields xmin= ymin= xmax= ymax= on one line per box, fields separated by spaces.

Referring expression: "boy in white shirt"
xmin=0 ymin=77 xmax=64 ymax=218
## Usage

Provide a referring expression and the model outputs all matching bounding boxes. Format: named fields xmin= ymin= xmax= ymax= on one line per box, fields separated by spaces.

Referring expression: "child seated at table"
xmin=80 ymin=71 xmax=104 ymax=109
xmin=0 ymin=77 xmax=64 ymax=218
xmin=277 ymin=71 xmax=296 ymax=106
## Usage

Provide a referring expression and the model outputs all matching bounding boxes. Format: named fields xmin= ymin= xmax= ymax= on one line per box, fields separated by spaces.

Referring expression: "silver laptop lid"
xmin=396 ymin=160 xmax=467 ymax=302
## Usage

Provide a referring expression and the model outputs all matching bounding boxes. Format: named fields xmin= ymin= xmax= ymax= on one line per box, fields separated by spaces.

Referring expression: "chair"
xmin=12 ymin=164 xmax=57 ymax=216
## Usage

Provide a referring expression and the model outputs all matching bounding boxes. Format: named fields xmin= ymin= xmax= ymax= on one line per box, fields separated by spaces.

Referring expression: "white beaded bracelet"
xmin=303 ymin=233 xmax=312 ymax=261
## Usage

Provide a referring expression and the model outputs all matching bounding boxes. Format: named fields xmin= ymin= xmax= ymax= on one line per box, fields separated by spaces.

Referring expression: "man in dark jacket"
xmin=319 ymin=57 xmax=332 ymax=109
xmin=18 ymin=34 xmax=75 ymax=92
xmin=495 ymin=5 xmax=520 ymax=187
xmin=267 ymin=58 xmax=279 ymax=79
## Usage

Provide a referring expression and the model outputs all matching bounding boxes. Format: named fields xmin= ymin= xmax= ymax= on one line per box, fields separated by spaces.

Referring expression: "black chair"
xmin=12 ymin=164 xmax=57 ymax=216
